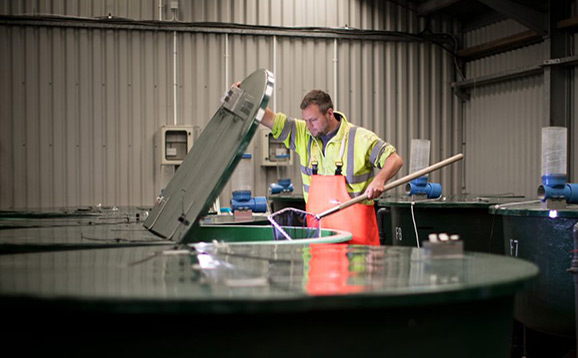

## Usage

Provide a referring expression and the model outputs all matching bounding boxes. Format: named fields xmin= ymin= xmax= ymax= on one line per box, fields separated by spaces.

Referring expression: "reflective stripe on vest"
xmin=301 ymin=164 xmax=312 ymax=176
xmin=278 ymin=117 xmax=294 ymax=142
xmin=369 ymin=139 xmax=384 ymax=166
xmin=370 ymin=139 xmax=388 ymax=169
xmin=345 ymin=127 xmax=358 ymax=182
xmin=345 ymin=128 xmax=375 ymax=189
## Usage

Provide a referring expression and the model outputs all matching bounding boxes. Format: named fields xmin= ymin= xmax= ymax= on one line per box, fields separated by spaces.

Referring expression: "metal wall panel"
xmin=0 ymin=26 xmax=176 ymax=208
xmin=464 ymin=75 xmax=543 ymax=198
xmin=462 ymin=18 xmax=548 ymax=199
xmin=571 ymin=0 xmax=578 ymax=182
xmin=0 ymin=0 xmax=157 ymax=20
xmin=0 ymin=0 xmax=461 ymax=209
xmin=1 ymin=0 xmax=399 ymax=28
xmin=573 ymin=40 xmax=578 ymax=183
xmin=467 ymin=43 xmax=545 ymax=78
xmin=464 ymin=20 xmax=545 ymax=78
xmin=463 ymin=19 xmax=528 ymax=48
xmin=571 ymin=0 xmax=578 ymax=184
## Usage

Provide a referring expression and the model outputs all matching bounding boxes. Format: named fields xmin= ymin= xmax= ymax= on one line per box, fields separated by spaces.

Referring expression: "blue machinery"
xmin=405 ymin=176 xmax=442 ymax=199
xmin=229 ymin=153 xmax=268 ymax=214
xmin=231 ymin=190 xmax=267 ymax=213
xmin=405 ymin=139 xmax=442 ymax=200
xmin=537 ymin=174 xmax=578 ymax=207
xmin=538 ymin=127 xmax=578 ymax=209
xmin=269 ymin=178 xmax=294 ymax=195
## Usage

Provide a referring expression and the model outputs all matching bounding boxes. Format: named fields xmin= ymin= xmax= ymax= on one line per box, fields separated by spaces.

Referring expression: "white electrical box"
xmin=158 ymin=125 xmax=194 ymax=165
xmin=259 ymin=128 xmax=293 ymax=166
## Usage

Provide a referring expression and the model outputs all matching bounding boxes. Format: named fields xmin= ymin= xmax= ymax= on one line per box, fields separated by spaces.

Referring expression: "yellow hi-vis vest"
xmin=271 ymin=111 xmax=396 ymax=203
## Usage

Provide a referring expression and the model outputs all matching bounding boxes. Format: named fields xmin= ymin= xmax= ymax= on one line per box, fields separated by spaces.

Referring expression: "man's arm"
xmin=260 ymin=107 xmax=276 ymax=129
xmin=365 ymin=152 xmax=403 ymax=199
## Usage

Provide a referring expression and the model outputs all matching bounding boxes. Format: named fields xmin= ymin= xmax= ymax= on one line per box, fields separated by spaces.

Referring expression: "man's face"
xmin=302 ymin=104 xmax=333 ymax=137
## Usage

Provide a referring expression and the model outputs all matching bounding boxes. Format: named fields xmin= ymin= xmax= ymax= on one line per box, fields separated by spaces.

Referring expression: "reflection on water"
xmin=0 ymin=240 xmax=539 ymax=304
xmin=191 ymin=243 xmax=466 ymax=297
xmin=304 ymin=244 xmax=362 ymax=295
xmin=0 ymin=207 xmax=165 ymax=252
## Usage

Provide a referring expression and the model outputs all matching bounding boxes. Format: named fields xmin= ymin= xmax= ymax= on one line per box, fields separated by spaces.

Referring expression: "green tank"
xmin=198 ymin=213 xmax=270 ymax=226
xmin=377 ymin=195 xmax=523 ymax=254
xmin=0 ymin=207 xmax=351 ymax=255
xmin=491 ymin=202 xmax=578 ymax=337
xmin=0 ymin=239 xmax=537 ymax=357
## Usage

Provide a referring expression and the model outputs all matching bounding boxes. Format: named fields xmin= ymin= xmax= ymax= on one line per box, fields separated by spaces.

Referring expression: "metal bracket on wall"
xmin=452 ymin=87 xmax=470 ymax=101
xmin=451 ymin=64 xmax=543 ymax=98
xmin=452 ymin=55 xmax=578 ymax=100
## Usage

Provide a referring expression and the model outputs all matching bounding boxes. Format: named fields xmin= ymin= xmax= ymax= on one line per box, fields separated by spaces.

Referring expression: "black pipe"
xmin=376 ymin=207 xmax=390 ymax=246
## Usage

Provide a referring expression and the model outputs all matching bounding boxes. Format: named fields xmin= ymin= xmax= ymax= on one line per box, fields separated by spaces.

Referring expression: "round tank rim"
xmin=490 ymin=205 xmax=578 ymax=217
xmin=187 ymin=224 xmax=353 ymax=245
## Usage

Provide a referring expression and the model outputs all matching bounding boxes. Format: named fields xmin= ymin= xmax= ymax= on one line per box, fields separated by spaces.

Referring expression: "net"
xmin=267 ymin=207 xmax=321 ymax=241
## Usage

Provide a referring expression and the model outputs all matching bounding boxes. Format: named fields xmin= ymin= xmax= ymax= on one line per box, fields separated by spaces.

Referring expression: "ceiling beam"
xmin=457 ymin=30 xmax=542 ymax=61
xmin=477 ymin=0 xmax=547 ymax=37
xmin=558 ymin=16 xmax=578 ymax=32
xmin=417 ymin=0 xmax=461 ymax=16
xmin=460 ymin=12 xmax=506 ymax=32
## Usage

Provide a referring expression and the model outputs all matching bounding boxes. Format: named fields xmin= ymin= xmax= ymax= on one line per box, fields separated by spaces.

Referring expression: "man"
xmin=262 ymin=89 xmax=403 ymax=245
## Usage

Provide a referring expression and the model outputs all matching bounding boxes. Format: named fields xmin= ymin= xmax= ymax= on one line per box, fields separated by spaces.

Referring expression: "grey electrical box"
xmin=259 ymin=127 xmax=292 ymax=166
xmin=159 ymin=125 xmax=194 ymax=165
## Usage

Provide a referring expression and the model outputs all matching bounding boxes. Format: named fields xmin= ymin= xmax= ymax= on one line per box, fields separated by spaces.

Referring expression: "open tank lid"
xmin=144 ymin=69 xmax=274 ymax=242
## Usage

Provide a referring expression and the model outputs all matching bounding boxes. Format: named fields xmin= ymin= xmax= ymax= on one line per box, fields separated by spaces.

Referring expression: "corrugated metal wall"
xmin=572 ymin=0 xmax=578 ymax=183
xmin=0 ymin=0 xmax=460 ymax=210
xmin=0 ymin=0 xmax=410 ymax=27
xmin=462 ymin=19 xmax=550 ymax=198
xmin=463 ymin=19 xmax=528 ymax=48
xmin=464 ymin=75 xmax=544 ymax=197
xmin=1 ymin=27 xmax=178 ymax=208
xmin=561 ymin=1 xmax=576 ymax=185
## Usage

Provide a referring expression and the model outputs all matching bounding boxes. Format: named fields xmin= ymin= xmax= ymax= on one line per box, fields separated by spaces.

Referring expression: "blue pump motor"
xmin=537 ymin=174 xmax=578 ymax=204
xmin=231 ymin=190 xmax=268 ymax=212
xmin=269 ymin=178 xmax=294 ymax=195
xmin=405 ymin=176 xmax=442 ymax=199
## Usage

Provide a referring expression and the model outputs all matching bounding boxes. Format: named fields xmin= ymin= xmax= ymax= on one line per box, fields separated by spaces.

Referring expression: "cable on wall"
xmin=1 ymin=15 xmax=462 ymax=81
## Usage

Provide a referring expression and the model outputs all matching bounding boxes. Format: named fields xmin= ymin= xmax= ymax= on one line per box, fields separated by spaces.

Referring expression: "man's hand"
xmin=365 ymin=178 xmax=386 ymax=199
xmin=364 ymin=153 xmax=403 ymax=199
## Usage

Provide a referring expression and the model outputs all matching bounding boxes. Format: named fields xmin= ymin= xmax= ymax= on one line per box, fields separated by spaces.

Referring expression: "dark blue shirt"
xmin=319 ymin=113 xmax=342 ymax=154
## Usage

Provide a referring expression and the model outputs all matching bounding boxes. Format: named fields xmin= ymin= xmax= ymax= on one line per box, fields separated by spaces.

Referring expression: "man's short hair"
xmin=300 ymin=90 xmax=333 ymax=114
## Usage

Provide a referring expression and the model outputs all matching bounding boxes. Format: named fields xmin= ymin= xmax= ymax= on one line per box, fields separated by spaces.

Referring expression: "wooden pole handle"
xmin=318 ymin=153 xmax=464 ymax=219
